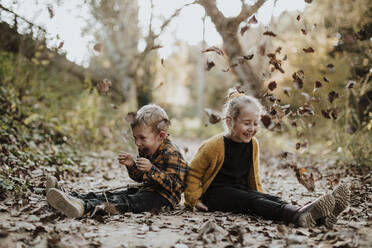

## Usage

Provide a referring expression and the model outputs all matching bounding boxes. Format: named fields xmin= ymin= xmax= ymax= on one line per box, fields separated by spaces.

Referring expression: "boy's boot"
xmin=281 ymin=193 xmax=335 ymax=227
xmin=47 ymin=188 xmax=84 ymax=218
xmin=323 ymin=183 xmax=350 ymax=228
xmin=46 ymin=175 xmax=64 ymax=193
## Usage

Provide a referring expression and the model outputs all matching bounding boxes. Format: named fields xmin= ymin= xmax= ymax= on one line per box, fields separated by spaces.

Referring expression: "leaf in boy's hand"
xmin=268 ymin=81 xmax=277 ymax=91
xmin=125 ymin=112 xmax=137 ymax=124
xmin=96 ymin=79 xmax=112 ymax=94
xmin=303 ymin=47 xmax=314 ymax=53
xmin=104 ymin=202 xmax=119 ymax=215
xmin=204 ymin=108 xmax=221 ymax=124
xmin=202 ymin=46 xmax=224 ymax=56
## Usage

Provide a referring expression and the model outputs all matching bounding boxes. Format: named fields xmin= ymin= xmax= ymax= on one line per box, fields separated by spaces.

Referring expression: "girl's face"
xmin=227 ymin=105 xmax=259 ymax=143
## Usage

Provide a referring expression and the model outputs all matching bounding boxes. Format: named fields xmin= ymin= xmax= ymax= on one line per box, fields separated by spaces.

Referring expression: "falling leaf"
xmin=327 ymin=63 xmax=335 ymax=72
xmin=183 ymin=147 xmax=189 ymax=154
xmin=161 ymin=58 xmax=165 ymax=67
xmin=154 ymin=82 xmax=164 ymax=90
xmin=96 ymin=79 xmax=112 ymax=94
xmin=305 ymin=0 xmax=313 ymax=3
xmin=301 ymin=29 xmax=307 ymax=35
xmin=259 ymin=44 xmax=266 ymax=56
xmin=267 ymin=53 xmax=284 ymax=73
xmin=268 ymin=81 xmax=277 ymax=91
xmin=202 ymin=46 xmax=224 ymax=56
xmin=275 ymin=47 xmax=282 ymax=54
xmin=346 ymin=80 xmax=356 ymax=89
xmin=323 ymin=76 xmax=330 ymax=83
xmin=303 ymin=47 xmax=314 ymax=53
xmin=235 ymin=85 xmax=245 ymax=93
xmin=125 ymin=112 xmax=137 ymax=124
xmin=240 ymin=25 xmax=249 ymax=36
xmin=292 ymin=72 xmax=304 ymax=89
xmin=57 ymin=42 xmax=64 ymax=49
xmin=328 ymin=91 xmax=339 ymax=103
xmin=243 ymin=54 xmax=254 ymax=60
xmin=263 ymin=31 xmax=277 ymax=37
xmin=314 ymin=81 xmax=322 ymax=91
xmin=297 ymin=15 xmax=301 ymax=21
xmin=346 ymin=124 xmax=357 ymax=134
xmin=151 ymin=45 xmax=163 ymax=50
xmin=47 ymin=5 xmax=54 ymax=19
xmin=321 ymin=109 xmax=331 ymax=119
xmin=270 ymin=107 xmax=277 ymax=116
xmin=283 ymin=87 xmax=291 ymax=97
xmin=301 ymin=92 xmax=311 ymax=101
xmin=298 ymin=103 xmax=314 ymax=116
xmin=206 ymin=60 xmax=215 ymax=71
xmin=296 ymin=143 xmax=301 ymax=150
xmin=331 ymin=108 xmax=338 ymax=119
xmin=260 ymin=115 xmax=272 ymax=128
xmin=93 ymin=43 xmax=102 ymax=53
xmin=248 ymin=15 xmax=258 ymax=24
xmin=204 ymin=108 xmax=222 ymax=124
xmin=290 ymin=163 xmax=315 ymax=191
xmin=283 ymin=54 xmax=287 ymax=61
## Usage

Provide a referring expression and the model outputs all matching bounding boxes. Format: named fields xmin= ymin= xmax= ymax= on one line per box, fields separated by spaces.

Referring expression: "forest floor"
xmin=0 ymin=137 xmax=371 ymax=248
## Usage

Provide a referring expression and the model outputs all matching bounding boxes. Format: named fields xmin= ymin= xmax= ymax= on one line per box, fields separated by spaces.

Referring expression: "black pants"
xmin=203 ymin=185 xmax=288 ymax=220
xmin=71 ymin=188 xmax=171 ymax=215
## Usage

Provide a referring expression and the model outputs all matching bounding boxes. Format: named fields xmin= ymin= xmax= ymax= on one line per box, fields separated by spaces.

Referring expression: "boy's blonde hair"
xmin=130 ymin=104 xmax=170 ymax=133
xmin=223 ymin=88 xmax=263 ymax=130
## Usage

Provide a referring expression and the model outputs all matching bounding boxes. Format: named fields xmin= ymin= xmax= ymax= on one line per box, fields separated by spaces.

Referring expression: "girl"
xmin=184 ymin=89 xmax=350 ymax=228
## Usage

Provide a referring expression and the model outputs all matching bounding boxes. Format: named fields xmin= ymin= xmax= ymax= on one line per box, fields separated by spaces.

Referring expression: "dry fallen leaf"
xmin=268 ymin=81 xmax=277 ymax=91
xmin=93 ymin=43 xmax=102 ymax=53
xmin=263 ymin=31 xmax=277 ymax=37
xmin=248 ymin=15 xmax=258 ymax=24
xmin=206 ymin=60 xmax=215 ymax=71
xmin=47 ymin=5 xmax=54 ymax=19
xmin=204 ymin=108 xmax=222 ymax=124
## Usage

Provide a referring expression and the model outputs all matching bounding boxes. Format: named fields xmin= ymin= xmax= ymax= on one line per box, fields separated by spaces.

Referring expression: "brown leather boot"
xmin=282 ymin=193 xmax=335 ymax=227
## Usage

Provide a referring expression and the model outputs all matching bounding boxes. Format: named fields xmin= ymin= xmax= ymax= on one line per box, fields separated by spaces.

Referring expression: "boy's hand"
xmin=118 ymin=152 xmax=135 ymax=167
xmin=136 ymin=158 xmax=153 ymax=172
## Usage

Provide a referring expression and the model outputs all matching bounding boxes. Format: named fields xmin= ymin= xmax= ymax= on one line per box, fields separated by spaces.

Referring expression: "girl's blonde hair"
xmin=223 ymin=88 xmax=263 ymax=131
xmin=130 ymin=104 xmax=170 ymax=133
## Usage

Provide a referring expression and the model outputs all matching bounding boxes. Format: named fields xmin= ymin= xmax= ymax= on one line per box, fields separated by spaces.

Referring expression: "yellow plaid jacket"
xmin=126 ymin=138 xmax=188 ymax=208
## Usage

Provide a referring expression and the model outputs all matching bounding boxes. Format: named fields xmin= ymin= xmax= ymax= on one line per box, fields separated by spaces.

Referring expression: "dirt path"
xmin=0 ymin=138 xmax=371 ymax=248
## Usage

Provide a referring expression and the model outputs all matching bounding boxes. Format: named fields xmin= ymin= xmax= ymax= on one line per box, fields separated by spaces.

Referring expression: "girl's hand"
xmin=195 ymin=202 xmax=208 ymax=212
xmin=118 ymin=152 xmax=135 ymax=167
xmin=136 ymin=158 xmax=153 ymax=172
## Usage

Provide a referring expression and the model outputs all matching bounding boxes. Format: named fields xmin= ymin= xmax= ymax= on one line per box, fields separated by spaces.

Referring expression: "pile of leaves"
xmin=0 ymin=83 xmax=84 ymax=198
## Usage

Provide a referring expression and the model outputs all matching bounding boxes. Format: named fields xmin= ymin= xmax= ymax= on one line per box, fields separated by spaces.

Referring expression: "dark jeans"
xmin=71 ymin=188 xmax=171 ymax=214
xmin=203 ymin=185 xmax=288 ymax=220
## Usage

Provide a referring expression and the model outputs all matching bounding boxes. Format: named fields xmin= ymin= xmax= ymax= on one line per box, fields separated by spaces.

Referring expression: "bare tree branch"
xmin=235 ymin=0 xmax=267 ymax=24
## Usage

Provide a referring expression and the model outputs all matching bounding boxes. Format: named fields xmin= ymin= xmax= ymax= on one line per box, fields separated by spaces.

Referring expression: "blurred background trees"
xmin=0 ymin=0 xmax=371 ymax=167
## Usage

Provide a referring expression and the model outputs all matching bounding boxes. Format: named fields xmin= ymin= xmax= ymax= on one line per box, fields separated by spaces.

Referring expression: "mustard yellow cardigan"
xmin=184 ymin=134 xmax=264 ymax=207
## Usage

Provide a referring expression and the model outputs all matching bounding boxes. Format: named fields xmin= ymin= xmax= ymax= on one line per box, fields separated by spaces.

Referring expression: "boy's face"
xmin=132 ymin=124 xmax=165 ymax=156
xmin=227 ymin=105 xmax=259 ymax=143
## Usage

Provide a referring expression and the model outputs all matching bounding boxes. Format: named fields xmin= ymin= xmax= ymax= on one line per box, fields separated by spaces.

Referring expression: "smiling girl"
xmin=184 ymin=89 xmax=350 ymax=228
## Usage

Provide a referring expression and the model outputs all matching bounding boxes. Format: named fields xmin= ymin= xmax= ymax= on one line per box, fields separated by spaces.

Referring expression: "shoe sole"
xmin=47 ymin=189 xmax=83 ymax=218
xmin=298 ymin=194 xmax=335 ymax=228
xmin=324 ymin=183 xmax=350 ymax=228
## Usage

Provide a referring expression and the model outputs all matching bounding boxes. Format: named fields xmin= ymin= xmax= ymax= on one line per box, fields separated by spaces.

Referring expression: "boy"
xmin=46 ymin=104 xmax=188 ymax=217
